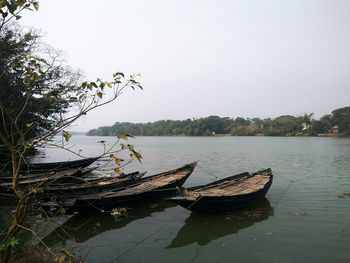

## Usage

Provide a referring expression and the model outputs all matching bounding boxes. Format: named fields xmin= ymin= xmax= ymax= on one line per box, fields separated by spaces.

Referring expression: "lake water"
xmin=2 ymin=136 xmax=350 ymax=262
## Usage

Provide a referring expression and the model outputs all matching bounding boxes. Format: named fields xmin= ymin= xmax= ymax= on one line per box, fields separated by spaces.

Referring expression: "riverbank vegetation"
xmin=0 ymin=1 xmax=142 ymax=261
xmin=87 ymin=106 xmax=350 ymax=137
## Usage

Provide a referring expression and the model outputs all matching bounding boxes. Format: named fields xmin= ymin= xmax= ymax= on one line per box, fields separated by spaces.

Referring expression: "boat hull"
xmin=42 ymin=162 xmax=197 ymax=213
xmin=21 ymin=157 xmax=98 ymax=174
xmin=72 ymin=173 xmax=191 ymax=211
xmin=167 ymin=168 xmax=273 ymax=213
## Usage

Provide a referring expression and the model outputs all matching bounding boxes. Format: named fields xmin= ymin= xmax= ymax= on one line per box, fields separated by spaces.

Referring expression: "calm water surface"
xmin=3 ymin=136 xmax=350 ymax=262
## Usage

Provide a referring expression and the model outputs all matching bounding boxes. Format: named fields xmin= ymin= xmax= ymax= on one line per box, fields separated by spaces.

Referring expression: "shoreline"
xmin=83 ymin=134 xmax=348 ymax=138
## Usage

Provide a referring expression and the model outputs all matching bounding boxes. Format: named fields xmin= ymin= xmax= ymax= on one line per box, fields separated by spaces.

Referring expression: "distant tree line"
xmin=86 ymin=106 xmax=350 ymax=137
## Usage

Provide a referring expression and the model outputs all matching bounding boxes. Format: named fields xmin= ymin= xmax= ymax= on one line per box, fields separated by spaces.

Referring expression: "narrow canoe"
xmin=42 ymin=162 xmax=197 ymax=212
xmin=167 ymin=168 xmax=273 ymax=213
xmin=0 ymin=157 xmax=98 ymax=181
xmin=0 ymin=168 xmax=91 ymax=194
xmin=39 ymin=171 xmax=147 ymax=198
xmin=20 ymin=157 xmax=98 ymax=174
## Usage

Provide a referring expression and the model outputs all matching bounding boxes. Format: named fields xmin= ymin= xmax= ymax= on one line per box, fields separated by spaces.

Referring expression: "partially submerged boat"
xmin=20 ymin=157 xmax=98 ymax=174
xmin=42 ymin=162 xmax=197 ymax=212
xmin=167 ymin=168 xmax=273 ymax=213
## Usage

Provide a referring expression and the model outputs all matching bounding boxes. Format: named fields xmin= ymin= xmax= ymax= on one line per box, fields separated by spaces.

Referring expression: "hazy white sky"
xmin=20 ymin=0 xmax=350 ymax=131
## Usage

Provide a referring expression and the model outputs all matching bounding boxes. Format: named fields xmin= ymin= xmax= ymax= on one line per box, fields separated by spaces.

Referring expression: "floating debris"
xmin=337 ymin=192 xmax=350 ymax=199
xmin=288 ymin=211 xmax=306 ymax=216
xmin=110 ymin=207 xmax=129 ymax=221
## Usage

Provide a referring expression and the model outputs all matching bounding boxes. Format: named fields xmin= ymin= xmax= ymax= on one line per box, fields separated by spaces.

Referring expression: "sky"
xmin=20 ymin=0 xmax=350 ymax=131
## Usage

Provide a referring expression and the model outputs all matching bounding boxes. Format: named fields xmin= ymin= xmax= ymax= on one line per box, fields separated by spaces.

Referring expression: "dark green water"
xmin=3 ymin=136 xmax=350 ymax=262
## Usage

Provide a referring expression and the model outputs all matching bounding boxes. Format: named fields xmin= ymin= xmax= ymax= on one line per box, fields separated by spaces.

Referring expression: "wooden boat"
xmin=0 ymin=157 xmax=98 ymax=181
xmin=0 ymin=168 xmax=91 ymax=194
xmin=39 ymin=171 xmax=147 ymax=198
xmin=20 ymin=157 xmax=98 ymax=174
xmin=0 ymin=170 xmax=145 ymax=197
xmin=42 ymin=162 xmax=197 ymax=212
xmin=0 ymin=168 xmax=91 ymax=184
xmin=0 ymin=166 xmax=97 ymax=184
xmin=167 ymin=168 xmax=273 ymax=213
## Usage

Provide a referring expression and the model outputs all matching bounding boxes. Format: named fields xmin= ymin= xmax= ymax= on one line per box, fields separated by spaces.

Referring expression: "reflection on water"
xmin=167 ymin=198 xmax=273 ymax=248
xmin=42 ymin=200 xmax=176 ymax=247
xmin=1 ymin=136 xmax=350 ymax=262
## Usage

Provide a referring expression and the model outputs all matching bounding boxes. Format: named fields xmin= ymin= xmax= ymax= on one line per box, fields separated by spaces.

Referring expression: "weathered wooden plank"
xmin=189 ymin=174 xmax=270 ymax=197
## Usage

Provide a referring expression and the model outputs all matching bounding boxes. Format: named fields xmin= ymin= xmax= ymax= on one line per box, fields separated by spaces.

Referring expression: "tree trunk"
xmin=1 ymin=154 xmax=27 ymax=262
xmin=1 ymin=196 xmax=28 ymax=262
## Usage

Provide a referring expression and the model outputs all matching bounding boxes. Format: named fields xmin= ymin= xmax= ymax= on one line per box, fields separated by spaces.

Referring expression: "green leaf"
xmin=114 ymin=167 xmax=123 ymax=174
xmin=120 ymin=143 xmax=126 ymax=150
xmin=113 ymin=72 xmax=125 ymax=78
xmin=118 ymin=133 xmax=134 ymax=140
xmin=114 ymin=158 xmax=124 ymax=165
xmin=33 ymin=1 xmax=39 ymax=11
xmin=79 ymin=94 xmax=86 ymax=102
xmin=1 ymin=11 xmax=8 ymax=18
xmin=97 ymin=92 xmax=103 ymax=99
xmin=0 ymin=1 xmax=7 ymax=9
xmin=63 ymin=131 xmax=72 ymax=142
xmin=6 ymin=2 xmax=17 ymax=13
xmin=8 ymin=238 xmax=18 ymax=247
xmin=127 ymin=144 xmax=135 ymax=151
xmin=16 ymin=0 xmax=26 ymax=5
xmin=0 ymin=237 xmax=19 ymax=251
xmin=132 ymin=150 xmax=143 ymax=163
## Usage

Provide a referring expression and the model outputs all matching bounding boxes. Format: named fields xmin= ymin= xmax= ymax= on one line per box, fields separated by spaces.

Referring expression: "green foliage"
xmin=86 ymin=106 xmax=350 ymax=137
xmin=118 ymin=132 xmax=134 ymax=140
xmin=108 ymin=135 xmax=143 ymax=175
xmin=0 ymin=25 xmax=82 ymax=164
xmin=332 ymin=106 xmax=350 ymax=135
xmin=0 ymin=237 xmax=19 ymax=251
xmin=0 ymin=24 xmax=143 ymax=157
xmin=231 ymin=124 xmax=261 ymax=136
xmin=263 ymin=115 xmax=300 ymax=136
xmin=0 ymin=4 xmax=144 ymax=262
xmin=0 ymin=26 xmax=81 ymax=133
xmin=0 ymin=1 xmax=39 ymax=29
xmin=0 ymin=0 xmax=39 ymax=15
xmin=62 ymin=131 xmax=72 ymax=142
